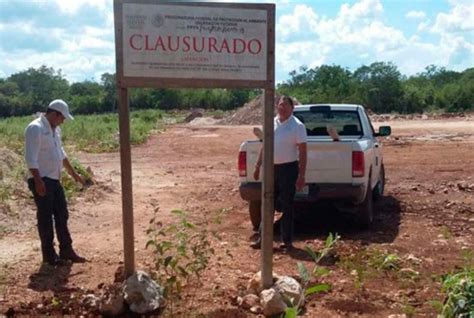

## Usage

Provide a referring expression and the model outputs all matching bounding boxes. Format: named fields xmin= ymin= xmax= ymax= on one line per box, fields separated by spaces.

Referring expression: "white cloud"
xmin=54 ymin=0 xmax=109 ymax=14
xmin=276 ymin=0 xmax=406 ymax=78
xmin=278 ymin=4 xmax=318 ymax=39
xmin=406 ymin=10 xmax=426 ymax=19
xmin=432 ymin=0 xmax=474 ymax=33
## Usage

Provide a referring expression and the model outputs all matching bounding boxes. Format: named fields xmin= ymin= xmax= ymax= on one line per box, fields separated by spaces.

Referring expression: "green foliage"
xmin=340 ymin=248 xmax=404 ymax=290
xmin=438 ymin=268 xmax=474 ymax=317
xmin=278 ymin=64 xmax=473 ymax=113
xmin=61 ymin=158 xmax=93 ymax=199
xmin=1 ymin=64 xmax=472 ymax=116
xmin=429 ymin=251 xmax=474 ymax=317
xmin=285 ymin=233 xmax=339 ymax=317
xmin=0 ymin=66 xmax=258 ymax=117
xmin=146 ymin=209 xmax=217 ymax=313
xmin=0 ymin=111 xmax=128 ymax=154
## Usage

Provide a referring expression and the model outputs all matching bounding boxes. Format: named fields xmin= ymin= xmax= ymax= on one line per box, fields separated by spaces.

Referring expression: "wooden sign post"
xmin=114 ymin=0 xmax=275 ymax=287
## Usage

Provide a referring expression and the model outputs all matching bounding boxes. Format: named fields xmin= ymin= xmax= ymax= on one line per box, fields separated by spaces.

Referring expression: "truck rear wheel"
xmin=358 ymin=176 xmax=373 ymax=229
xmin=249 ymin=201 xmax=261 ymax=231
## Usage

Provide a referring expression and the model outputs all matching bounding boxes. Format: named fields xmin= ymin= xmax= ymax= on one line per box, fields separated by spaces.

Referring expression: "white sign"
xmin=122 ymin=4 xmax=268 ymax=81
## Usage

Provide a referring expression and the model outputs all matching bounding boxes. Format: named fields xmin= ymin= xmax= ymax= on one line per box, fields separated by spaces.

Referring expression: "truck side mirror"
xmin=376 ymin=126 xmax=391 ymax=137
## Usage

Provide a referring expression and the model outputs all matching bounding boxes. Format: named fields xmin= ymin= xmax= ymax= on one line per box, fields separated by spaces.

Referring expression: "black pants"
xmin=28 ymin=177 xmax=73 ymax=263
xmin=259 ymin=161 xmax=299 ymax=244
xmin=274 ymin=161 xmax=299 ymax=244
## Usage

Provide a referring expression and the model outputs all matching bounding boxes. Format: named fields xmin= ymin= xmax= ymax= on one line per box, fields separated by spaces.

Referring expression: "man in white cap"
xmin=25 ymin=99 xmax=86 ymax=266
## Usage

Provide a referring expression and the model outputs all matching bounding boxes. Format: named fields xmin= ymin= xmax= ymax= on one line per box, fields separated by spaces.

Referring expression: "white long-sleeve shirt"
xmin=24 ymin=115 xmax=67 ymax=180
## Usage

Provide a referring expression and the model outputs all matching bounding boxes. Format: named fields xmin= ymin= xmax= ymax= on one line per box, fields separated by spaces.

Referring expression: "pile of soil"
xmin=219 ymin=95 xmax=473 ymax=125
xmin=219 ymin=94 xmax=285 ymax=125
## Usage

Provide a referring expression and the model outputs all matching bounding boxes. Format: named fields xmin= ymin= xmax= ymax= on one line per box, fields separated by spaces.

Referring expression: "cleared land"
xmin=1 ymin=116 xmax=473 ymax=317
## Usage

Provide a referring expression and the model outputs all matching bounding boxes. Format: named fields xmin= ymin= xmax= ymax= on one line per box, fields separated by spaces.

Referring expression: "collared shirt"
xmin=24 ymin=114 xmax=67 ymax=180
xmin=274 ymin=115 xmax=307 ymax=164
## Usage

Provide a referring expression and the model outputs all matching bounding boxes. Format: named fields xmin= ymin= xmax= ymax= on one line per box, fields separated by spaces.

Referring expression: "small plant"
xmin=146 ymin=209 xmax=216 ymax=315
xmin=440 ymin=225 xmax=452 ymax=239
xmin=439 ymin=268 xmax=474 ymax=317
xmin=429 ymin=251 xmax=474 ymax=317
xmin=285 ymin=233 xmax=339 ymax=317
xmin=368 ymin=249 xmax=401 ymax=271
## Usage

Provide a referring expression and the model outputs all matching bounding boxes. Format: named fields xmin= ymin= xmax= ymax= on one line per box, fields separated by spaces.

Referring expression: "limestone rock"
xmin=241 ymin=294 xmax=260 ymax=310
xmin=260 ymin=288 xmax=287 ymax=316
xmin=247 ymin=271 xmax=280 ymax=295
xmin=123 ymin=271 xmax=164 ymax=314
xmin=99 ymin=284 xmax=125 ymax=316
xmin=274 ymin=276 xmax=304 ymax=306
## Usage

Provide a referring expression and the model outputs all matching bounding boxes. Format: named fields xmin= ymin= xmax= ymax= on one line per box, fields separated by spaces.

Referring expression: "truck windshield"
xmin=294 ymin=110 xmax=362 ymax=137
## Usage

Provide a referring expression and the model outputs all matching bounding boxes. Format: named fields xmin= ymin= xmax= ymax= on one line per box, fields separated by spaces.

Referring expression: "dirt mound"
xmin=220 ymin=95 xmax=474 ymax=125
xmin=0 ymin=147 xmax=23 ymax=178
xmin=220 ymin=94 xmax=301 ymax=125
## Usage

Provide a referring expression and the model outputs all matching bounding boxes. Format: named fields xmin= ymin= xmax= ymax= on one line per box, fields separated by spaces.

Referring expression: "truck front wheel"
xmin=249 ymin=201 xmax=261 ymax=231
xmin=373 ymin=164 xmax=385 ymax=201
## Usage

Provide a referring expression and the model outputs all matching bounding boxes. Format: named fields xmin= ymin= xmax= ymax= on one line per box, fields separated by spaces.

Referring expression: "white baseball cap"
xmin=48 ymin=99 xmax=74 ymax=120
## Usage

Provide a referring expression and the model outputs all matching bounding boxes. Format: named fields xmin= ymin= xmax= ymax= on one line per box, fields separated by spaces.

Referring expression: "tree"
xmin=8 ymin=65 xmax=69 ymax=114
xmin=353 ymin=62 xmax=403 ymax=113
xmin=100 ymin=73 xmax=117 ymax=112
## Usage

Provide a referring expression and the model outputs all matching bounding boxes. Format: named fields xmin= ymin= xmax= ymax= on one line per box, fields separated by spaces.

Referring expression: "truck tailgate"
xmin=306 ymin=142 xmax=353 ymax=183
xmin=242 ymin=140 xmax=354 ymax=184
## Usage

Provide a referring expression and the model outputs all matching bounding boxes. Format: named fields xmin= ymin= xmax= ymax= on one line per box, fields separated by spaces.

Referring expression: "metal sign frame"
xmin=114 ymin=0 xmax=275 ymax=288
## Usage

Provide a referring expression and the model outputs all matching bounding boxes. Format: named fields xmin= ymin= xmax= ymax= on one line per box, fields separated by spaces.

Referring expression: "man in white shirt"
xmin=252 ymin=95 xmax=307 ymax=250
xmin=25 ymin=99 xmax=87 ymax=266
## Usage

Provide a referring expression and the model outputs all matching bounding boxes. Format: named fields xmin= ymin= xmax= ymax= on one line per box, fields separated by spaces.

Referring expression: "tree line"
xmin=0 ymin=63 xmax=472 ymax=118
xmin=278 ymin=62 xmax=473 ymax=113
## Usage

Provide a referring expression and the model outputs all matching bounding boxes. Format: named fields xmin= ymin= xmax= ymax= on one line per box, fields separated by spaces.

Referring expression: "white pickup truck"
xmin=238 ymin=104 xmax=391 ymax=229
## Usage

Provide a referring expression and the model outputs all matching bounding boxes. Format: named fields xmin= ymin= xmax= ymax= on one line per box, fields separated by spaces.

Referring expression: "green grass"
xmin=0 ymin=109 xmax=179 ymax=154
xmin=61 ymin=109 xmax=173 ymax=152
xmin=0 ymin=109 xmax=180 ymax=207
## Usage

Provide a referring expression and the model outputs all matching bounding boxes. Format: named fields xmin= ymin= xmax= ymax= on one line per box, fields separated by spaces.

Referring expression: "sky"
xmin=0 ymin=0 xmax=473 ymax=84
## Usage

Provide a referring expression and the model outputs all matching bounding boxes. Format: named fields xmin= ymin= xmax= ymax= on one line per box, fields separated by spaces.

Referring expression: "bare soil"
xmin=1 ymin=117 xmax=473 ymax=317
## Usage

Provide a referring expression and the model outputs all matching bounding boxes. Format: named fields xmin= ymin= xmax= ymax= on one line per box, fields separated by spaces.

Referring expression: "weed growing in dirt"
xmin=285 ymin=233 xmax=340 ymax=317
xmin=61 ymin=158 xmax=93 ymax=199
xmin=429 ymin=251 xmax=474 ymax=317
xmin=340 ymin=248 xmax=404 ymax=290
xmin=146 ymin=209 xmax=218 ymax=316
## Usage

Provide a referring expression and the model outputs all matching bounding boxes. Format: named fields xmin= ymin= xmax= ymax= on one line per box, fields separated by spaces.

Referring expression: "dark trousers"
xmin=274 ymin=161 xmax=298 ymax=244
xmin=259 ymin=161 xmax=299 ymax=244
xmin=28 ymin=177 xmax=73 ymax=263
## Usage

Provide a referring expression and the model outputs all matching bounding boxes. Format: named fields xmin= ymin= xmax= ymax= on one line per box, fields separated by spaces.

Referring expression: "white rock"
xmin=405 ymin=254 xmax=422 ymax=265
xmin=99 ymin=286 xmax=125 ymax=316
xmin=260 ymin=288 xmax=287 ymax=316
xmin=273 ymin=276 xmax=304 ymax=306
xmin=82 ymin=294 xmax=100 ymax=308
xmin=123 ymin=271 xmax=164 ymax=314
xmin=250 ymin=305 xmax=263 ymax=314
xmin=247 ymin=271 xmax=280 ymax=295
xmin=241 ymin=294 xmax=260 ymax=309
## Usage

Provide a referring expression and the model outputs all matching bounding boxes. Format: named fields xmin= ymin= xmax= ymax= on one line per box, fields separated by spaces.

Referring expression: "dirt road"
xmin=1 ymin=118 xmax=473 ymax=317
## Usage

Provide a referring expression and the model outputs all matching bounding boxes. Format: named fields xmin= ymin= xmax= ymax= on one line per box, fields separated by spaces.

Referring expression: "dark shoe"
xmin=250 ymin=239 xmax=261 ymax=249
xmin=279 ymin=243 xmax=293 ymax=251
xmin=249 ymin=232 xmax=260 ymax=241
xmin=43 ymin=257 xmax=67 ymax=267
xmin=60 ymin=250 xmax=86 ymax=263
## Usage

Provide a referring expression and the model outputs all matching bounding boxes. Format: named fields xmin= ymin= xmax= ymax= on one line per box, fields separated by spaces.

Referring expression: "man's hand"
xmin=34 ymin=178 xmax=46 ymax=196
xmin=253 ymin=165 xmax=260 ymax=181
xmin=296 ymin=175 xmax=305 ymax=191
xmin=73 ymin=173 xmax=85 ymax=186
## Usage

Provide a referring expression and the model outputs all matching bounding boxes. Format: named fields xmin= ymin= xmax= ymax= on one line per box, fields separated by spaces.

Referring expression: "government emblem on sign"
xmin=152 ymin=13 xmax=165 ymax=28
